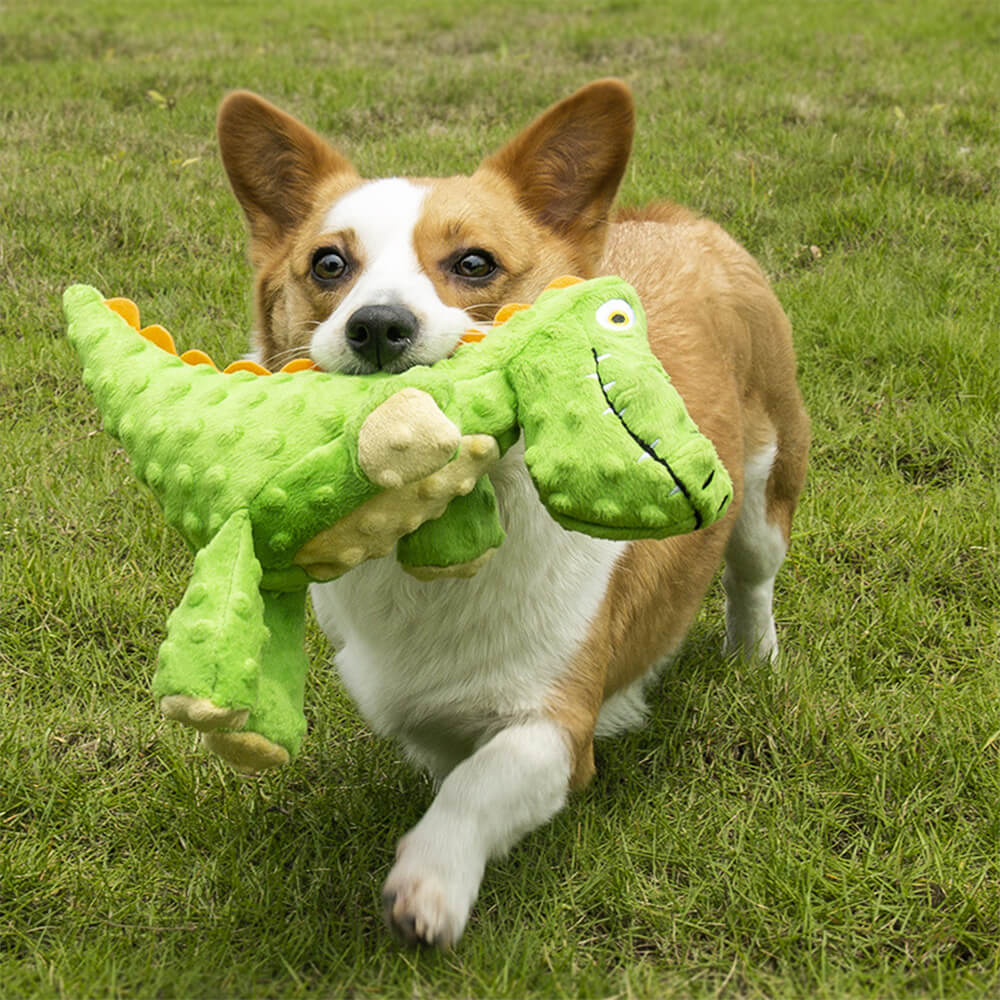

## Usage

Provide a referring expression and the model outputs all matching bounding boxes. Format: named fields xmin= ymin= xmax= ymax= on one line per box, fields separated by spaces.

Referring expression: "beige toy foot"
xmin=402 ymin=548 xmax=499 ymax=581
xmin=160 ymin=694 xmax=250 ymax=732
xmin=358 ymin=388 xmax=462 ymax=489
xmin=294 ymin=434 xmax=500 ymax=581
xmin=202 ymin=730 xmax=290 ymax=774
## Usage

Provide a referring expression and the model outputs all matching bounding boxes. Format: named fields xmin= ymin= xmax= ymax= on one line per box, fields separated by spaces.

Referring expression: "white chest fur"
xmin=309 ymin=443 xmax=624 ymax=776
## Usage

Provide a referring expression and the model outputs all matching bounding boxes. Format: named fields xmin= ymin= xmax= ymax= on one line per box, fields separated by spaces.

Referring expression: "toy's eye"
xmin=311 ymin=248 xmax=349 ymax=283
xmin=596 ymin=298 xmax=635 ymax=331
xmin=452 ymin=250 xmax=497 ymax=281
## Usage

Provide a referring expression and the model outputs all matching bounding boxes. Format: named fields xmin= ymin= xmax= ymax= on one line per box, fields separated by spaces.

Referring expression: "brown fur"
xmin=546 ymin=214 xmax=809 ymax=787
xmin=217 ymin=79 xmax=810 ymax=793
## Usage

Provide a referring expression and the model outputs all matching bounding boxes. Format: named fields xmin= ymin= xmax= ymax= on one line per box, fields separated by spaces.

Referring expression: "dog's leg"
xmin=382 ymin=718 xmax=570 ymax=947
xmin=722 ymin=441 xmax=787 ymax=661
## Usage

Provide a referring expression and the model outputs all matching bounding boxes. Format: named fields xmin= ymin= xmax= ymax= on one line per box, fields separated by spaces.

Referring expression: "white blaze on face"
xmin=309 ymin=178 xmax=471 ymax=372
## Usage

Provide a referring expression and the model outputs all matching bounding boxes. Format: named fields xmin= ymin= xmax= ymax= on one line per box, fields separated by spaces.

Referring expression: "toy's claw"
xmin=159 ymin=694 xmax=249 ymax=731
xmin=402 ymin=547 xmax=498 ymax=581
xmin=202 ymin=730 xmax=290 ymax=772
xmin=358 ymin=388 xmax=461 ymax=489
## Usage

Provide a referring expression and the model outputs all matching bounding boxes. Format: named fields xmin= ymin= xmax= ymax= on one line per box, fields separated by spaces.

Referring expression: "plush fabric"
xmin=64 ymin=275 xmax=732 ymax=771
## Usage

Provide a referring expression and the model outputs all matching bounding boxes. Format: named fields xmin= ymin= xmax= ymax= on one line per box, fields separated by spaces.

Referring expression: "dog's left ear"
xmin=217 ymin=91 xmax=359 ymax=253
xmin=482 ymin=79 xmax=634 ymax=253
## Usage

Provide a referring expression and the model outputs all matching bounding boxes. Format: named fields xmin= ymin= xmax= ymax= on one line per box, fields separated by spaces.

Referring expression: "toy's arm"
xmin=254 ymin=385 xmax=500 ymax=574
xmin=288 ymin=390 xmax=505 ymax=582
xmin=396 ymin=476 xmax=505 ymax=579
xmin=384 ymin=367 xmax=518 ymax=580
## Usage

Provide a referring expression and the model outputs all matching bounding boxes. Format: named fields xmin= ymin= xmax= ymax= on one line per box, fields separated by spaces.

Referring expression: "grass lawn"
xmin=2 ymin=0 xmax=999 ymax=996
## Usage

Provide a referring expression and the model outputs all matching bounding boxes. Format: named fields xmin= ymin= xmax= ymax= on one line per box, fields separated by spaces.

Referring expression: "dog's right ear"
xmin=481 ymin=79 xmax=634 ymax=264
xmin=217 ymin=92 xmax=359 ymax=249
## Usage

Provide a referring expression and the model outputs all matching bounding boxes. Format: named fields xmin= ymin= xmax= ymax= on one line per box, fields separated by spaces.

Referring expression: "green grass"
xmin=2 ymin=0 xmax=999 ymax=996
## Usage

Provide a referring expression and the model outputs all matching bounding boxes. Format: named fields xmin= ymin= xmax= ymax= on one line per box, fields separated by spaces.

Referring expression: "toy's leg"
xmin=203 ymin=589 xmax=309 ymax=773
xmin=395 ymin=476 xmax=506 ymax=580
xmin=155 ymin=509 xmax=266 ymax=732
xmin=294 ymin=434 xmax=501 ymax=582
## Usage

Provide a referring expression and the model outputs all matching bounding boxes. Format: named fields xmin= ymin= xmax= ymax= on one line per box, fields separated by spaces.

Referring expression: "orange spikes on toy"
xmin=223 ymin=359 xmax=272 ymax=376
xmin=139 ymin=324 xmax=178 ymax=356
xmin=493 ymin=303 xmax=531 ymax=325
xmin=104 ymin=297 xmax=141 ymax=330
xmin=542 ymin=275 xmax=584 ymax=291
xmin=280 ymin=358 xmax=320 ymax=373
xmin=458 ymin=329 xmax=486 ymax=344
xmin=180 ymin=349 xmax=218 ymax=370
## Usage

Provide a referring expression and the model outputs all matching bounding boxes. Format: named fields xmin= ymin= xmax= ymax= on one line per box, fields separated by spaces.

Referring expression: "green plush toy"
xmin=64 ymin=275 xmax=732 ymax=772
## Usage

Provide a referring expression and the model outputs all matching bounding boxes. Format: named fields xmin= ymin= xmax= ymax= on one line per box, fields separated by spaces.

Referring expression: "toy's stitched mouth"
xmin=590 ymin=348 xmax=702 ymax=530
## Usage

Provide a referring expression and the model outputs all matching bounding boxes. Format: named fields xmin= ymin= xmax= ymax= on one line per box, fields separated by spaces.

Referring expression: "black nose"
xmin=345 ymin=305 xmax=418 ymax=368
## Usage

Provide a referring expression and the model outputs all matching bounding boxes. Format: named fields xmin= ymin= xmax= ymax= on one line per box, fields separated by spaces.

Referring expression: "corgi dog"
xmin=216 ymin=79 xmax=809 ymax=947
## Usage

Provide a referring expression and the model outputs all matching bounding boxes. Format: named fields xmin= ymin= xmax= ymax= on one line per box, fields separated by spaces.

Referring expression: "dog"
xmin=216 ymin=79 xmax=810 ymax=947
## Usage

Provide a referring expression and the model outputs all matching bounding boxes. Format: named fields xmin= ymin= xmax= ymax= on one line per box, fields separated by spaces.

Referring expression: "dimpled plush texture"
xmin=497 ymin=278 xmax=733 ymax=537
xmin=64 ymin=275 xmax=732 ymax=770
xmin=155 ymin=509 xmax=267 ymax=714
xmin=65 ymin=284 xmax=386 ymax=568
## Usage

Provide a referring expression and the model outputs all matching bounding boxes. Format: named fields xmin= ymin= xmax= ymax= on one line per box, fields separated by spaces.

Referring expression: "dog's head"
xmin=217 ymin=80 xmax=634 ymax=373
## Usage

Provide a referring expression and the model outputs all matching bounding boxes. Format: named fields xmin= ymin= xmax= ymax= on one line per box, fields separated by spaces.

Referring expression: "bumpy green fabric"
xmin=155 ymin=508 xmax=266 ymax=715
xmin=64 ymin=275 xmax=733 ymax=771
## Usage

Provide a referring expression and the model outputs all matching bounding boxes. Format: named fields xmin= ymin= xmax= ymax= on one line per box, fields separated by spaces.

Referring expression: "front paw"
xmin=382 ymin=832 xmax=483 ymax=948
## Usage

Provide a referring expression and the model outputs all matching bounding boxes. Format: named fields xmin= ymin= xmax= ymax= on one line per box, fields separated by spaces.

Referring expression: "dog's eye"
xmin=311 ymin=248 xmax=348 ymax=283
xmin=453 ymin=251 xmax=497 ymax=281
xmin=595 ymin=298 xmax=635 ymax=331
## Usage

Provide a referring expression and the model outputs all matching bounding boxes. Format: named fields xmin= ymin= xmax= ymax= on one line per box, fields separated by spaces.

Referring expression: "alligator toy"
xmin=63 ymin=275 xmax=732 ymax=772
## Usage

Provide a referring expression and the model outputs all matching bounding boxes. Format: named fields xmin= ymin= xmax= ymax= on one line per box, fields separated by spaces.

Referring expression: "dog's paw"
xmin=722 ymin=616 xmax=779 ymax=663
xmin=381 ymin=832 xmax=483 ymax=948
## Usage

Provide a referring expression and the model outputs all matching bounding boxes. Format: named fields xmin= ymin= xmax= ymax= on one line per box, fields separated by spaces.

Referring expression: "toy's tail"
xmin=63 ymin=284 xmax=199 ymax=441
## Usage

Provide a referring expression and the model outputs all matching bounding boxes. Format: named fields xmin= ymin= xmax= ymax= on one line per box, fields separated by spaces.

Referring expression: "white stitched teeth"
xmin=595 ymin=353 xmax=612 ymax=362
xmin=585 ymin=372 xmax=600 ymax=380
xmin=603 ymin=407 xmax=614 ymax=415
xmin=603 ymin=380 xmax=616 ymax=391
xmin=636 ymin=451 xmax=650 ymax=463
xmin=651 ymin=439 xmax=660 ymax=449
xmin=669 ymin=485 xmax=682 ymax=496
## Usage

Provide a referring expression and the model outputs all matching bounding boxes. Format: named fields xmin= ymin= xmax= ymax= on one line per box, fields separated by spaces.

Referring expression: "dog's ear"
xmin=482 ymin=79 xmax=634 ymax=251
xmin=217 ymin=91 xmax=358 ymax=248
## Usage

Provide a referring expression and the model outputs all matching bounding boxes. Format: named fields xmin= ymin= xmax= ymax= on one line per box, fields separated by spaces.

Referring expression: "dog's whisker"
xmin=267 ymin=343 xmax=315 ymax=365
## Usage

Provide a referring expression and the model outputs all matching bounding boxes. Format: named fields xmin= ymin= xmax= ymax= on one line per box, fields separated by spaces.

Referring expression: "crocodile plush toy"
xmin=64 ymin=275 xmax=732 ymax=772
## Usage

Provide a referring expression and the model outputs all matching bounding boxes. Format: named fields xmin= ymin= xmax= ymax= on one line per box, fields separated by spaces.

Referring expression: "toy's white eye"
xmin=595 ymin=298 xmax=635 ymax=331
